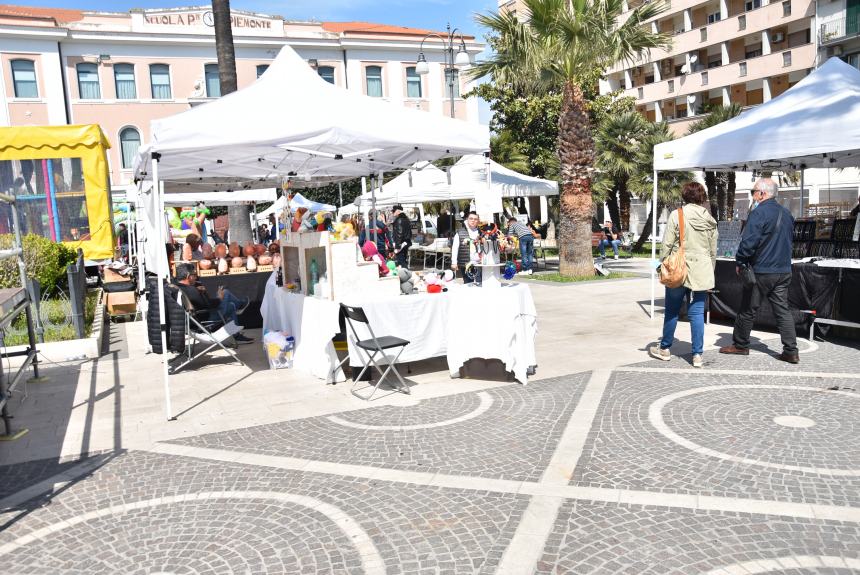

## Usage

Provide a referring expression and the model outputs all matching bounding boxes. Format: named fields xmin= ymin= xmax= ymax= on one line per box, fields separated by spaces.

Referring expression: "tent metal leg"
xmin=650 ymin=170 xmax=658 ymax=320
xmin=152 ymin=155 xmax=174 ymax=421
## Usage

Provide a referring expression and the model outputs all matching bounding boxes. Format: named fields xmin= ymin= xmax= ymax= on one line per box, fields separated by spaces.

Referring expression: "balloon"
xmin=166 ymin=208 xmax=182 ymax=230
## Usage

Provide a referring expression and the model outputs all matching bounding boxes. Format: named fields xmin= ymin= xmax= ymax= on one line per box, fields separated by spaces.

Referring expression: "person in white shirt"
xmin=450 ymin=211 xmax=481 ymax=284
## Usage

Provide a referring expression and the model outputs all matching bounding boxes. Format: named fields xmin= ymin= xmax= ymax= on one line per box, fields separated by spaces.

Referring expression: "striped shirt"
xmin=507 ymin=222 xmax=533 ymax=239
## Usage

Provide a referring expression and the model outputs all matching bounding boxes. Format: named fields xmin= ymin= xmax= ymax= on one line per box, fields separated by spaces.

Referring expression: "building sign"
xmin=138 ymin=10 xmax=282 ymax=36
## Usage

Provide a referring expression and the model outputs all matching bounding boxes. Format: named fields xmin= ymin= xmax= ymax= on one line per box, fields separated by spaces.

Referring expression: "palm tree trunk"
xmin=212 ymin=0 xmax=251 ymax=243
xmin=705 ymin=170 xmax=718 ymax=219
xmin=607 ymin=193 xmax=621 ymax=232
xmin=557 ymin=81 xmax=595 ymax=276
xmin=716 ymin=174 xmax=727 ymax=221
xmin=618 ymin=180 xmax=630 ymax=232
xmin=726 ymin=171 xmax=736 ymax=220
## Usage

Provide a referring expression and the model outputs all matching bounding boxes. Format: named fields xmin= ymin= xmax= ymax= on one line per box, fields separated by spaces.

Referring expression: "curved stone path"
xmin=0 ymin=338 xmax=858 ymax=574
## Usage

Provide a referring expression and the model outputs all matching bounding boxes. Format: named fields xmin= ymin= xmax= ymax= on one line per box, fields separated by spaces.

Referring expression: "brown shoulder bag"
xmin=659 ymin=207 xmax=688 ymax=288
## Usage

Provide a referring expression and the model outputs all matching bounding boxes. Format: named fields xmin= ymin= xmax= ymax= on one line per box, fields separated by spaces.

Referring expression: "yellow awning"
xmin=0 ymin=124 xmax=111 ymax=155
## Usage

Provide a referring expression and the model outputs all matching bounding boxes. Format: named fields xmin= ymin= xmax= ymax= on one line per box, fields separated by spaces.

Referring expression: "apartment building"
xmin=600 ymin=0 xmax=816 ymax=136
xmin=0 ymin=5 xmax=483 ymax=189
xmin=818 ymin=0 xmax=860 ymax=68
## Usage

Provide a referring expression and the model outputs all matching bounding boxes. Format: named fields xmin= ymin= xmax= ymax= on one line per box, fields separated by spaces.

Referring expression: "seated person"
xmin=183 ymin=233 xmax=204 ymax=261
xmin=173 ymin=265 xmax=254 ymax=344
xmin=599 ymin=220 xmax=622 ymax=260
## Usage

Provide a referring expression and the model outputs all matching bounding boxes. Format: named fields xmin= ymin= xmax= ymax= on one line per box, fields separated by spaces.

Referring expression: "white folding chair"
xmin=168 ymin=286 xmax=245 ymax=374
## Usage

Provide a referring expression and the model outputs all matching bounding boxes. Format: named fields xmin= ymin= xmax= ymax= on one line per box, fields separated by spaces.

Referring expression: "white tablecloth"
xmin=445 ymin=283 xmax=537 ymax=384
xmin=260 ymin=276 xmax=344 ymax=382
xmin=261 ymin=277 xmax=538 ymax=384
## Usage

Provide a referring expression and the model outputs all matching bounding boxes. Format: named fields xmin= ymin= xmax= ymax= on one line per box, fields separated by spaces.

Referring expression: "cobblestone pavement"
xmin=1 ymin=337 xmax=858 ymax=574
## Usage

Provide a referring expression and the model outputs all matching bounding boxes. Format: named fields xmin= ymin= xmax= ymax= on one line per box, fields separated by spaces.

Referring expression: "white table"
xmin=260 ymin=276 xmax=538 ymax=384
xmin=260 ymin=275 xmax=344 ymax=383
xmin=342 ymin=283 xmax=537 ymax=384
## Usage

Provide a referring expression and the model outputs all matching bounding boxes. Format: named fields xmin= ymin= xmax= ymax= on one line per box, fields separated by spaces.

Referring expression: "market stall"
xmin=134 ymin=44 xmax=489 ymax=419
xmin=650 ymin=58 xmax=860 ymax=327
xmin=0 ymin=124 xmax=115 ymax=263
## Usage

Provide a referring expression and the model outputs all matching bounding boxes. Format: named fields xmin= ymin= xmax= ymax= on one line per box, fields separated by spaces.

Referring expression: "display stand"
xmin=476 ymin=247 xmax=504 ymax=289
xmin=0 ymin=192 xmax=42 ymax=441
xmin=280 ymin=231 xmax=399 ymax=300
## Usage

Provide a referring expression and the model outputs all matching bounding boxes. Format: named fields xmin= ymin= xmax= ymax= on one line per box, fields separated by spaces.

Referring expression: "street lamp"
xmin=415 ymin=23 xmax=471 ymax=119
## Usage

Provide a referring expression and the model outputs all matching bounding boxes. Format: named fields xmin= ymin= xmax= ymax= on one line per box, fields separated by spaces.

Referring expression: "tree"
xmin=631 ymin=122 xmax=692 ymax=252
xmin=594 ymin=109 xmax=648 ymax=232
xmin=473 ymin=0 xmax=670 ymax=275
xmin=686 ymin=103 xmax=742 ymax=220
xmin=211 ymin=0 xmax=252 ymax=243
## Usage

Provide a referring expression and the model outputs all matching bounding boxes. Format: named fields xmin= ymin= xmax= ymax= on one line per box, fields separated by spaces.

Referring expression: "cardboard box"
xmin=103 ymin=267 xmax=131 ymax=284
xmin=106 ymin=291 xmax=136 ymax=316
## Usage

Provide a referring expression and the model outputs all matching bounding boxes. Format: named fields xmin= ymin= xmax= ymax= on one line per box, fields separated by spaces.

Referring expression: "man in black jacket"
xmin=720 ymin=178 xmax=798 ymax=363
xmin=174 ymin=265 xmax=254 ymax=344
xmin=390 ymin=204 xmax=413 ymax=268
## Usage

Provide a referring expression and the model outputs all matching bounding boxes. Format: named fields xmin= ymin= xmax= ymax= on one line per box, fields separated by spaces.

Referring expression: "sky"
xmin=23 ymin=0 xmax=498 ymax=123
xmin=23 ymin=0 xmax=498 ymax=38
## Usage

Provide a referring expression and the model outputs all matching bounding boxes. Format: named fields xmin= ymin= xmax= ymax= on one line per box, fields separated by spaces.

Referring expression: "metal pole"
xmin=338 ymin=182 xmax=343 ymax=208
xmin=799 ymin=167 xmax=805 ymax=217
xmin=152 ymin=155 xmax=173 ymax=421
xmin=447 ymin=25 xmax=455 ymax=119
xmin=9 ymin=199 xmax=42 ymax=377
xmin=650 ymin=170 xmax=658 ymax=320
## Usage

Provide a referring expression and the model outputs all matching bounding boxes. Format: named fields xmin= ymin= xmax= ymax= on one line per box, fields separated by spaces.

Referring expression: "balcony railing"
xmin=819 ymin=16 xmax=860 ymax=45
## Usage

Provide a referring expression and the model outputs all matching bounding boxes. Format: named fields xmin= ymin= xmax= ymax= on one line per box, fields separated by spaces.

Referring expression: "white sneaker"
xmin=527 ymin=269 xmax=533 ymax=275
xmin=614 ymin=255 xmax=619 ymax=260
xmin=649 ymin=345 xmax=671 ymax=361
xmin=692 ymin=354 xmax=703 ymax=368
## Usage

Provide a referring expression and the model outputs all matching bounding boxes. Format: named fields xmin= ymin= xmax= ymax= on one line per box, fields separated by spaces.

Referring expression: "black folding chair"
xmin=333 ymin=303 xmax=410 ymax=400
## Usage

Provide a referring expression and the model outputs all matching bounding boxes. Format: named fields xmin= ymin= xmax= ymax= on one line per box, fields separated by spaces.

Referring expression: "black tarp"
xmin=710 ymin=260 xmax=856 ymax=335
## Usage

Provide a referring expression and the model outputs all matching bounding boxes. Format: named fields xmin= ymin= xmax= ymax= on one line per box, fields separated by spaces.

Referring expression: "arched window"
xmin=365 ymin=65 xmax=382 ymax=97
xmin=317 ymin=66 xmax=335 ymax=84
xmin=204 ymin=64 xmax=220 ymax=97
xmin=406 ymin=66 xmax=421 ymax=98
xmin=119 ymin=127 xmax=141 ymax=169
xmin=256 ymin=64 xmax=269 ymax=79
xmin=10 ymin=59 xmax=37 ymax=98
xmin=149 ymin=64 xmax=171 ymax=99
xmin=76 ymin=63 xmax=101 ymax=99
xmin=113 ymin=63 xmax=136 ymax=99
xmin=444 ymin=68 xmax=460 ymax=99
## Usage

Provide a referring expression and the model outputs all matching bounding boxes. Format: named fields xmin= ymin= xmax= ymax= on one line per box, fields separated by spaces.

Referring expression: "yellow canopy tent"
xmin=0 ymin=124 xmax=115 ymax=262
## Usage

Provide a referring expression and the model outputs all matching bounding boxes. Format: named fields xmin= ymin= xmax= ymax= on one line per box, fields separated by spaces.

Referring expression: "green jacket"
xmin=660 ymin=203 xmax=718 ymax=292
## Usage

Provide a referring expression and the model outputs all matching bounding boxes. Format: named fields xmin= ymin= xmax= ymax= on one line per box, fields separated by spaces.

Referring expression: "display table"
xmin=260 ymin=278 xmax=539 ymax=384
xmin=711 ymin=258 xmax=860 ymax=335
xmin=199 ymin=271 xmax=271 ymax=329
xmin=260 ymin=276 xmax=344 ymax=383
xmin=341 ymin=283 xmax=537 ymax=384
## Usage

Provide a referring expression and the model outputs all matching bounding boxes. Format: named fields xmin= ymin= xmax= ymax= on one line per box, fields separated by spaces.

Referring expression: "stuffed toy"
xmin=397 ymin=268 xmax=413 ymax=295
xmin=386 ymin=260 xmax=397 ymax=277
xmin=361 ymin=241 xmax=388 ymax=277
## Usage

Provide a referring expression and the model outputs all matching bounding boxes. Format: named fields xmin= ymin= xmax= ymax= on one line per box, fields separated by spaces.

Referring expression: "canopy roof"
xmin=654 ymin=58 xmax=860 ymax=171
xmin=134 ymin=45 xmax=488 ymax=191
xmin=0 ymin=124 xmax=110 ymax=155
xmin=354 ymin=155 xmax=558 ymax=208
xmin=162 ymin=189 xmax=277 ymax=206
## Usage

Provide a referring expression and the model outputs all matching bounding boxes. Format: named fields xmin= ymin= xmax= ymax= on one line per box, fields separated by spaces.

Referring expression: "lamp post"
xmin=415 ymin=23 xmax=471 ymax=119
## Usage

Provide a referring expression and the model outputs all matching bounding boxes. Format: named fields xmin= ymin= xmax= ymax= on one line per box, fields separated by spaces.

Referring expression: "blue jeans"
xmin=661 ymin=286 xmax=706 ymax=355
xmin=599 ymin=239 xmax=621 ymax=257
xmin=519 ymin=235 xmax=534 ymax=271
xmin=215 ymin=289 xmax=247 ymax=326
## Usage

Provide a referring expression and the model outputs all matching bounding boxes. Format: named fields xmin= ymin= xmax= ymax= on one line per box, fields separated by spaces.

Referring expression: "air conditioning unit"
xmin=829 ymin=45 xmax=844 ymax=56
xmin=771 ymin=31 xmax=785 ymax=43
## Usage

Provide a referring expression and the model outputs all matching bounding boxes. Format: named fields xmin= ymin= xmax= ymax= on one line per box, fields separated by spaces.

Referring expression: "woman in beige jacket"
xmin=649 ymin=182 xmax=718 ymax=368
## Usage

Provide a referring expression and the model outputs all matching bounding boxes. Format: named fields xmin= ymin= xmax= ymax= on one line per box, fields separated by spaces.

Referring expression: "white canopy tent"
xmin=134 ymin=44 xmax=488 ymax=421
xmin=352 ymin=155 xmax=559 ymax=208
xmin=161 ymin=189 xmax=277 ymax=206
xmin=649 ymin=57 xmax=860 ymax=317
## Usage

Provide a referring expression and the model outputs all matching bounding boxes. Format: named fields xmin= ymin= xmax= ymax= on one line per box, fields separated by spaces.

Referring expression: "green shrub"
xmin=0 ymin=234 xmax=77 ymax=294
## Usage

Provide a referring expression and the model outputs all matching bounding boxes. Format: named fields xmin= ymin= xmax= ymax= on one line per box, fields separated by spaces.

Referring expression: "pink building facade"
xmin=0 ymin=5 xmax=484 ymax=190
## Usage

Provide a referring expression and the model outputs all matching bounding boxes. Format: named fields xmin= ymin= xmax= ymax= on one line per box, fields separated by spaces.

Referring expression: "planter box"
xmin=4 ymin=289 xmax=106 ymax=363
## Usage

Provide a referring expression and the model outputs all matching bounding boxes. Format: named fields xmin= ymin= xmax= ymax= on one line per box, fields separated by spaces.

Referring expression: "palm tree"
xmin=631 ymin=122 xmax=692 ymax=252
xmin=491 ymin=130 xmax=531 ymax=175
xmin=686 ymin=103 xmax=742 ymax=221
xmin=594 ymin=110 xmax=650 ymax=232
xmin=212 ymin=0 xmax=252 ymax=243
xmin=473 ymin=0 xmax=670 ymax=275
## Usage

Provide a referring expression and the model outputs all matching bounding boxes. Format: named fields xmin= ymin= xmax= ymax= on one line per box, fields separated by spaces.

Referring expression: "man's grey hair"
xmin=756 ymin=178 xmax=779 ymax=198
